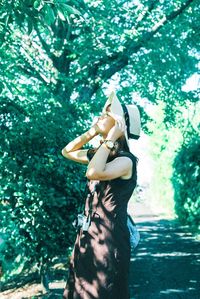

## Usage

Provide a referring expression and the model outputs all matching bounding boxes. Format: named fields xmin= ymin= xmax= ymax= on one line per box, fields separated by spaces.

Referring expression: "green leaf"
xmin=57 ymin=9 xmax=66 ymax=21
xmin=0 ymin=82 xmax=4 ymax=93
xmin=60 ymin=3 xmax=81 ymax=16
xmin=33 ymin=1 xmax=40 ymax=9
xmin=15 ymin=10 xmax=25 ymax=27
xmin=34 ymin=1 xmax=44 ymax=11
xmin=5 ymin=14 xmax=11 ymax=27
xmin=44 ymin=5 xmax=55 ymax=26
xmin=27 ymin=19 xmax=33 ymax=35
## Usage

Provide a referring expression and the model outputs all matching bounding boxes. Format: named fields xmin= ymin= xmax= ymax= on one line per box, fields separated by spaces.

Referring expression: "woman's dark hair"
xmin=87 ymin=134 xmax=139 ymax=164
xmin=112 ymin=135 xmax=130 ymax=155
xmin=110 ymin=135 xmax=139 ymax=164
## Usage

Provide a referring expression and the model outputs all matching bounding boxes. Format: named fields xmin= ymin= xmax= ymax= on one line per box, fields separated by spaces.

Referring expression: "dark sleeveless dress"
xmin=63 ymin=150 xmax=137 ymax=299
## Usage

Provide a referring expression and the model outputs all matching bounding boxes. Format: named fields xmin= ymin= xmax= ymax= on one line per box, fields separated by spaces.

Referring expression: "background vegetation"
xmin=0 ymin=0 xmax=199 ymax=289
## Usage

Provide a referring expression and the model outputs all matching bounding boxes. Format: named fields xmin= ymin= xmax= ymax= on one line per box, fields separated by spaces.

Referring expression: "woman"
xmin=62 ymin=94 xmax=140 ymax=299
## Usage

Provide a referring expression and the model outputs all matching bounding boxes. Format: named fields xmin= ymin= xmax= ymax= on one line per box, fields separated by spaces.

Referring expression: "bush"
xmin=0 ymin=96 xmax=89 ymax=281
xmin=172 ymin=133 xmax=200 ymax=231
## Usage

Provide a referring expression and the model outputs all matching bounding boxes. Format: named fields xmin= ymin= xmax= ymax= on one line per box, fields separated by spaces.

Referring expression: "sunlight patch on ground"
xmin=131 ymin=252 xmax=200 ymax=259
xmin=1 ymin=281 xmax=66 ymax=299
xmin=49 ymin=280 xmax=65 ymax=289
xmin=160 ymin=288 xmax=195 ymax=294
xmin=1 ymin=283 xmax=44 ymax=299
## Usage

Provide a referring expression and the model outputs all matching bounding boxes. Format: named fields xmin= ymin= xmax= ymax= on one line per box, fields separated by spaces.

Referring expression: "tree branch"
xmin=1 ymin=97 xmax=28 ymax=115
xmin=33 ymin=22 xmax=73 ymax=75
xmin=33 ymin=22 xmax=56 ymax=62
xmin=135 ymin=0 xmax=157 ymax=30
xmin=77 ymin=0 xmax=194 ymax=103
xmin=99 ymin=0 xmax=195 ymax=82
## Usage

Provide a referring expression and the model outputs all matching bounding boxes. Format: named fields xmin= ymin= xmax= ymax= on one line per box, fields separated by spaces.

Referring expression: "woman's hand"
xmin=91 ymin=116 xmax=105 ymax=135
xmin=91 ymin=123 xmax=101 ymax=135
xmin=106 ymin=114 xmax=126 ymax=141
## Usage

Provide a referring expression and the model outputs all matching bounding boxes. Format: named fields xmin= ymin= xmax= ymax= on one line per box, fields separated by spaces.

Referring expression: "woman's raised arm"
xmin=61 ymin=126 xmax=98 ymax=164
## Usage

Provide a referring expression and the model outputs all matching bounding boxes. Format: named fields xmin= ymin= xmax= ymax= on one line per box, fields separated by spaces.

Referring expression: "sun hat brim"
xmin=102 ymin=91 xmax=141 ymax=147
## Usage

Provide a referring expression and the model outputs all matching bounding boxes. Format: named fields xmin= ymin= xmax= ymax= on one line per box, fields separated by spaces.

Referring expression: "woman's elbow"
xmin=86 ymin=169 xmax=94 ymax=180
xmin=86 ymin=169 xmax=101 ymax=180
xmin=62 ymin=148 xmax=69 ymax=158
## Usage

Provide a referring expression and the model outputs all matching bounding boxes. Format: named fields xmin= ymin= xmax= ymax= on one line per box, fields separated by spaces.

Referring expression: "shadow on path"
xmin=1 ymin=202 xmax=200 ymax=299
xmin=129 ymin=203 xmax=200 ymax=299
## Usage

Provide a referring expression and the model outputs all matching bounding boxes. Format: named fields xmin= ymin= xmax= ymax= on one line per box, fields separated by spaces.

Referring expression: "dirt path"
xmin=129 ymin=200 xmax=200 ymax=299
xmin=1 ymin=200 xmax=200 ymax=299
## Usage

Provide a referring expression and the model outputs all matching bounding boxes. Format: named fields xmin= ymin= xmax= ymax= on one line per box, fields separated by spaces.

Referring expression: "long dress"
xmin=63 ymin=150 xmax=137 ymax=299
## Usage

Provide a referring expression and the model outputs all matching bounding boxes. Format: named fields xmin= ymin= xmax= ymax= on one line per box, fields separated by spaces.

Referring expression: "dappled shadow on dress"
xmin=130 ymin=218 xmax=200 ymax=299
xmin=63 ymin=214 xmax=130 ymax=299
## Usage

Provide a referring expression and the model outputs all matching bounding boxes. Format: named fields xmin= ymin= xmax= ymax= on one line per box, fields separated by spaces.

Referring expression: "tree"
xmin=1 ymin=0 xmax=199 ymax=106
xmin=0 ymin=0 xmax=199 ymax=285
xmin=172 ymin=129 xmax=200 ymax=231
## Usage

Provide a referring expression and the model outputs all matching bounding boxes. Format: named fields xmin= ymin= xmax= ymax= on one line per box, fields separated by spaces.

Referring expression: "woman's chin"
xmin=98 ymin=129 xmax=109 ymax=139
xmin=101 ymin=134 xmax=107 ymax=140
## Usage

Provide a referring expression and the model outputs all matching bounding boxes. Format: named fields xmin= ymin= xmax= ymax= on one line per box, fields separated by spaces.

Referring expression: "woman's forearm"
xmin=86 ymin=143 xmax=110 ymax=175
xmin=62 ymin=126 xmax=98 ymax=153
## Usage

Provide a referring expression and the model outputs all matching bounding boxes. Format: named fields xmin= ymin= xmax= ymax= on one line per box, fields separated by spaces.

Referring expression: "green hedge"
xmin=172 ymin=134 xmax=200 ymax=231
xmin=0 ymin=96 xmax=89 ymax=281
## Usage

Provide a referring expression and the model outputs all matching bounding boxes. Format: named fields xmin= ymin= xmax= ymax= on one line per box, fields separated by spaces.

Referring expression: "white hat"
xmin=102 ymin=91 xmax=141 ymax=147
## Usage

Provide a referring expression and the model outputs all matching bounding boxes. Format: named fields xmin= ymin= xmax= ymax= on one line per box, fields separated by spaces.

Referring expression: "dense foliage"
xmin=0 ymin=0 xmax=199 ymax=284
xmin=0 ymin=95 xmax=88 ymax=281
xmin=145 ymin=100 xmax=199 ymax=226
xmin=172 ymin=132 xmax=200 ymax=230
xmin=145 ymin=101 xmax=182 ymax=216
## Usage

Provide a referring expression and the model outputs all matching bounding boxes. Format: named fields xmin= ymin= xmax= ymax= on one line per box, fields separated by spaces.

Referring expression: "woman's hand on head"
xmin=90 ymin=115 xmax=108 ymax=135
xmin=106 ymin=114 xmax=126 ymax=141
xmin=91 ymin=122 xmax=102 ymax=135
